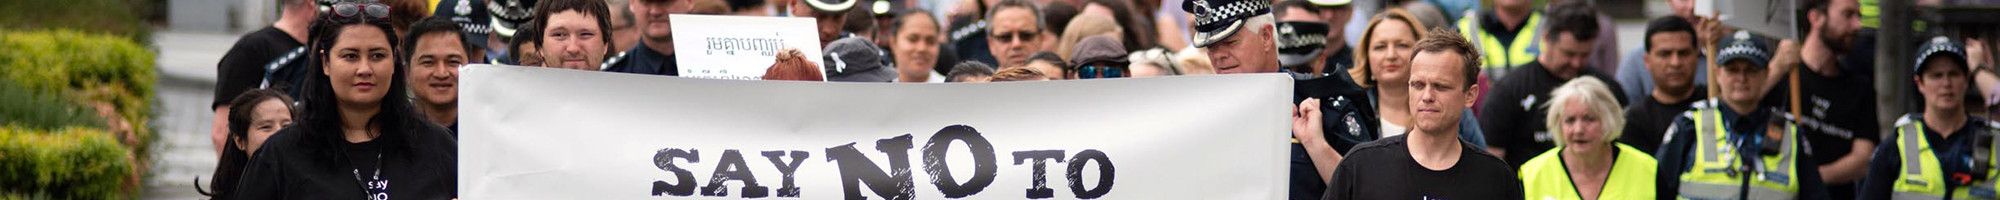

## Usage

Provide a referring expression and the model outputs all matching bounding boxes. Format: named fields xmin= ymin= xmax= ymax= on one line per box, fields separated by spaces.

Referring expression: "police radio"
xmin=1959 ymin=125 xmax=1997 ymax=185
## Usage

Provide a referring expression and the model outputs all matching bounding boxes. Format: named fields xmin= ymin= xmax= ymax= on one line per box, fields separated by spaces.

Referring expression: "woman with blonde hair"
xmin=1517 ymin=77 xmax=1656 ymax=200
xmin=1350 ymin=8 xmax=1485 ymax=146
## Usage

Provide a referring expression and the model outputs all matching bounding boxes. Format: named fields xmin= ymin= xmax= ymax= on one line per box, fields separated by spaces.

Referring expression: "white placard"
xmin=670 ymin=14 xmax=825 ymax=80
xmin=457 ymin=65 xmax=1292 ymax=199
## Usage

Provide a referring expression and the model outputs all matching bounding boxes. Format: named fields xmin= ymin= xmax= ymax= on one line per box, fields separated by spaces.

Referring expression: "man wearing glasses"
xmin=983 ymin=0 xmax=1045 ymax=70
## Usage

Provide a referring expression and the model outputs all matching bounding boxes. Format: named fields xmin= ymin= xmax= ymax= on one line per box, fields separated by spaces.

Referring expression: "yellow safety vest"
xmin=1520 ymin=143 xmax=1658 ymax=200
xmin=1891 ymin=115 xmax=2000 ymax=200
xmin=1677 ymin=108 xmax=1802 ymax=200
xmin=1456 ymin=12 xmax=1542 ymax=79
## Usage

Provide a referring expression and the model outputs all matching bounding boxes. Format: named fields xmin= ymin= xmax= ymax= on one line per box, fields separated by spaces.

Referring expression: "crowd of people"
xmin=199 ymin=0 xmax=2000 ymax=199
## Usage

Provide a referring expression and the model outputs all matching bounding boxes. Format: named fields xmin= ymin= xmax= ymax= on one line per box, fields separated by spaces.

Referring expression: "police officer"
xmin=1655 ymin=31 xmax=1830 ymax=199
xmin=1858 ymin=36 xmax=2000 ymax=200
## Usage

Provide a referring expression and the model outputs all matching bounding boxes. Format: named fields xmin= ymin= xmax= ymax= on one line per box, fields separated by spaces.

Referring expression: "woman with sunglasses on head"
xmin=233 ymin=2 xmax=459 ymax=199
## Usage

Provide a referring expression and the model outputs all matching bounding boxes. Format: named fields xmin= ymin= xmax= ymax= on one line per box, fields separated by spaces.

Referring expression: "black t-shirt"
xmin=344 ymin=140 xmax=389 ymax=199
xmin=1478 ymin=61 xmax=1629 ymax=167
xmin=1790 ymin=63 xmax=1879 ymax=199
xmin=1322 ymin=135 xmax=1523 ymax=200
xmin=214 ymin=26 xmax=307 ymax=109
xmin=1621 ymin=85 xmax=1707 ymax=152
xmin=233 ymin=123 xmax=459 ymax=199
xmin=1792 ymin=64 xmax=1881 ymax=162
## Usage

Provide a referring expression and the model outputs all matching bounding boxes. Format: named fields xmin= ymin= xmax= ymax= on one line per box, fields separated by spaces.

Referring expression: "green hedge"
xmin=0 ymin=0 xmax=154 ymax=42
xmin=0 ymin=126 xmax=137 ymax=199
xmin=0 ymin=30 xmax=156 ymax=199
xmin=0 ymin=30 xmax=158 ymax=125
xmin=0 ymin=81 xmax=104 ymax=131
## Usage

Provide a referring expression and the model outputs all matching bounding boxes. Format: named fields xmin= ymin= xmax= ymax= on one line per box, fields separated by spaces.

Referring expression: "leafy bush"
xmin=0 ymin=81 xmax=104 ymax=130
xmin=0 ymin=126 xmax=137 ymax=199
xmin=0 ymin=30 xmax=156 ymax=199
xmin=0 ymin=0 xmax=155 ymax=42
xmin=0 ymin=30 xmax=157 ymax=146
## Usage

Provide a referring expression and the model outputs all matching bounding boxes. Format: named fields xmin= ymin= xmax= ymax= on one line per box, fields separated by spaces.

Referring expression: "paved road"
xmin=141 ymin=30 xmax=235 ymax=200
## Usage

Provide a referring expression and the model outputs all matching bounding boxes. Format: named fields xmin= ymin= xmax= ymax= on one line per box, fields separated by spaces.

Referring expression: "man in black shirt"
xmin=604 ymin=0 xmax=685 ymax=75
xmin=1784 ymin=0 xmax=1875 ymax=198
xmin=212 ymin=0 xmax=317 ymax=157
xmin=1621 ymin=17 xmax=1703 ymax=152
xmin=1477 ymin=2 xmax=1628 ymax=168
xmin=1324 ymin=25 xmax=1521 ymax=200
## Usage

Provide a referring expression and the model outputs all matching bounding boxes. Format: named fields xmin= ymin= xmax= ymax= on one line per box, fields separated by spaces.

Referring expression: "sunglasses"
xmin=330 ymin=2 xmax=391 ymax=21
xmin=1074 ymin=64 xmax=1127 ymax=79
xmin=989 ymin=31 xmax=1039 ymax=43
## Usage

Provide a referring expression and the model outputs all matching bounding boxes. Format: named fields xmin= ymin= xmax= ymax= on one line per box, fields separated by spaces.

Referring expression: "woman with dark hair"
xmin=196 ymin=89 xmax=295 ymax=199
xmin=233 ymin=2 xmax=459 ymax=199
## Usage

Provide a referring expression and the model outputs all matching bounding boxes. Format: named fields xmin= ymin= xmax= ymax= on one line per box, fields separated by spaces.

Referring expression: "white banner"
xmin=670 ymin=14 xmax=825 ymax=80
xmin=458 ymin=65 xmax=1291 ymax=199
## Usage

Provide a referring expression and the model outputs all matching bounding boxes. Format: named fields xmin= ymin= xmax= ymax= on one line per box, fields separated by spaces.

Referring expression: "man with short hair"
xmin=402 ymin=16 xmax=475 ymax=133
xmin=1621 ymin=16 xmax=1704 ymax=152
xmin=1613 ymin=0 xmax=1708 ymax=101
xmin=1789 ymin=1 xmax=1877 ymax=197
xmin=212 ymin=0 xmax=319 ymax=157
xmin=1323 ymin=26 xmax=1523 ymax=200
xmin=604 ymin=0 xmax=688 ymax=75
xmin=1656 ymin=31 xmax=1830 ymax=199
xmin=532 ymin=0 xmax=618 ymax=70
xmin=1858 ymin=36 xmax=2000 ymax=200
xmin=1477 ymin=1 xmax=1628 ymax=168
xmin=984 ymin=0 xmax=1044 ymax=69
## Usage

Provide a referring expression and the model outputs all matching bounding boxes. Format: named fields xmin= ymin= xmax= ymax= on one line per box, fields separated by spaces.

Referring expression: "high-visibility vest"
xmin=1890 ymin=115 xmax=2000 ymax=200
xmin=1676 ymin=108 xmax=1802 ymax=200
xmin=1456 ymin=12 xmax=1542 ymax=79
xmin=1520 ymin=143 xmax=1658 ymax=200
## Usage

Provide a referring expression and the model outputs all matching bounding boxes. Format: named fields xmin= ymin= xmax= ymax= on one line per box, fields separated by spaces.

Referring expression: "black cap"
xmin=805 ymin=0 xmax=858 ymax=12
xmin=1276 ymin=21 xmax=1328 ymax=68
xmin=487 ymin=0 xmax=537 ymax=38
xmin=823 ymin=37 xmax=895 ymax=82
xmin=1715 ymin=31 xmax=1770 ymax=69
xmin=1914 ymin=36 xmax=1967 ymax=74
xmin=1182 ymin=0 xmax=1270 ymax=47
xmin=435 ymin=0 xmax=493 ymax=49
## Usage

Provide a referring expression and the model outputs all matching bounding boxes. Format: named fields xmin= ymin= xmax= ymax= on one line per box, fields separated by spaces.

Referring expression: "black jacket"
xmin=233 ymin=122 xmax=459 ymax=199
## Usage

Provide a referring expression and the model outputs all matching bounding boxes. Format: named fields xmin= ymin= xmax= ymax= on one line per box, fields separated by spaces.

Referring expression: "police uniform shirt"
xmin=1653 ymin=101 xmax=1831 ymax=199
xmin=1858 ymin=116 xmax=1994 ymax=199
